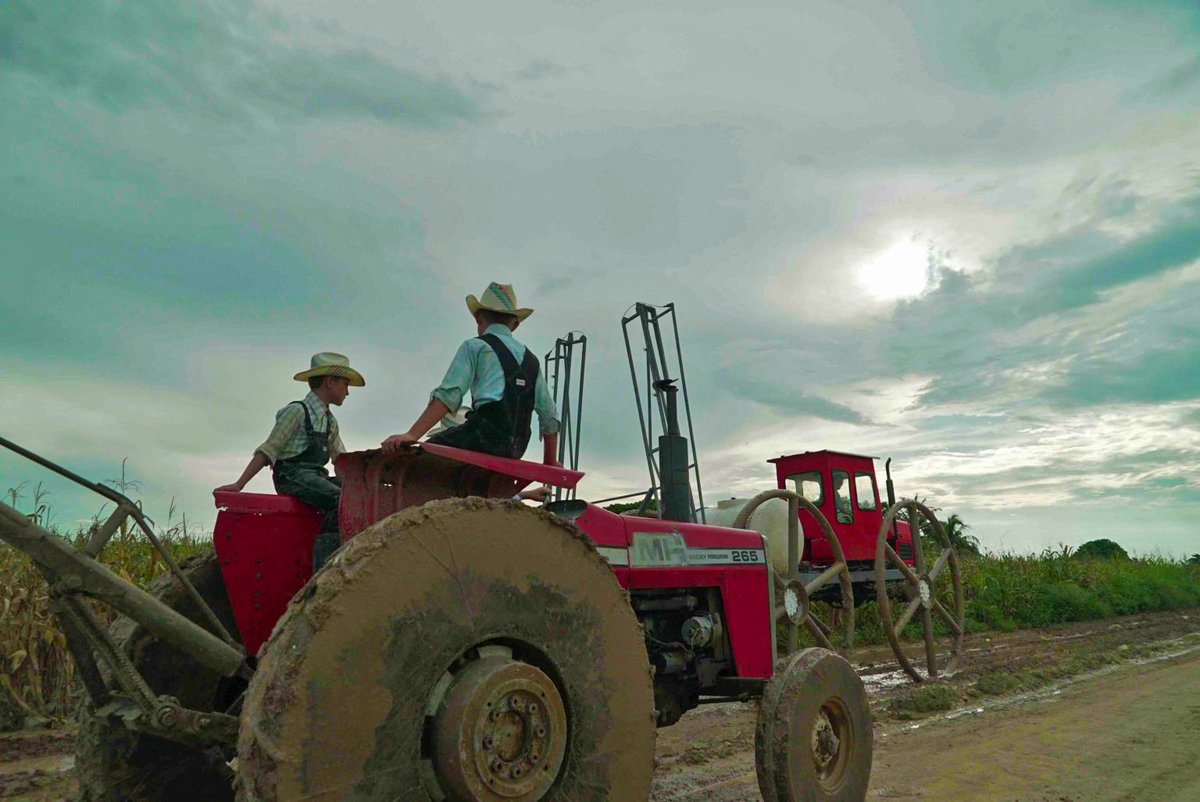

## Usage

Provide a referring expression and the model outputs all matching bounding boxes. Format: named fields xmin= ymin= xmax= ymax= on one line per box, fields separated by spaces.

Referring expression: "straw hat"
xmin=466 ymin=282 xmax=533 ymax=321
xmin=293 ymin=352 xmax=366 ymax=387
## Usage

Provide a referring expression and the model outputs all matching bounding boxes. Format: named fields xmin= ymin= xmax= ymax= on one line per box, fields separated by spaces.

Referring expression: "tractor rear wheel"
xmin=77 ymin=553 xmax=242 ymax=802
xmin=236 ymin=498 xmax=656 ymax=802
xmin=755 ymin=648 xmax=873 ymax=802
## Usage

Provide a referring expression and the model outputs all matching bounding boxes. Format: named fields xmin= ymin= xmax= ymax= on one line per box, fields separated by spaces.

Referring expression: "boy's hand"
xmin=381 ymin=432 xmax=419 ymax=454
xmin=519 ymin=486 xmax=553 ymax=503
xmin=214 ymin=483 xmax=243 ymax=494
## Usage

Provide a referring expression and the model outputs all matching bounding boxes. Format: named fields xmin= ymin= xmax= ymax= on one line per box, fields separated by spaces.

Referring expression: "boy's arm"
xmin=215 ymin=452 xmax=269 ymax=493
xmin=215 ymin=405 xmax=301 ymax=492
xmin=382 ymin=341 xmax=475 ymax=454
xmin=381 ymin=398 xmax=452 ymax=453
xmin=533 ymin=367 xmax=562 ymax=466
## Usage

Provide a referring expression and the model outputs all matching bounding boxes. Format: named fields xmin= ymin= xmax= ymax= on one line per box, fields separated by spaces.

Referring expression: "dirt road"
xmin=3 ymin=609 xmax=1199 ymax=801
xmin=869 ymin=649 xmax=1200 ymax=801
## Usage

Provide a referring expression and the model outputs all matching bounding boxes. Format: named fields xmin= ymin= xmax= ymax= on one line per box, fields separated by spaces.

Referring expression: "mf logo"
xmin=631 ymin=532 xmax=689 ymax=567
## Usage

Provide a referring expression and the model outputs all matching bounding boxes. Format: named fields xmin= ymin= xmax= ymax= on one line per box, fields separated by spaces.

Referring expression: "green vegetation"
xmin=604 ymin=498 xmax=658 ymax=515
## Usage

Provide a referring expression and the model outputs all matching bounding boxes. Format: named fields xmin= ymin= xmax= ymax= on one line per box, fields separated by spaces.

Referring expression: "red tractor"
xmin=0 ymin=383 xmax=878 ymax=801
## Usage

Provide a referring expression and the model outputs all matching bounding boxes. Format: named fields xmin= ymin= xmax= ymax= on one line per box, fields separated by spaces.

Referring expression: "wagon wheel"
xmin=875 ymin=500 xmax=964 ymax=683
xmin=734 ymin=490 xmax=854 ymax=658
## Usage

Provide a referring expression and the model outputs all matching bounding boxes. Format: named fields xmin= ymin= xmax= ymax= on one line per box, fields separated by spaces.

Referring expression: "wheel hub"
xmin=917 ymin=576 xmax=932 ymax=609
xmin=810 ymin=700 xmax=851 ymax=790
xmin=432 ymin=656 xmax=567 ymax=800
xmin=782 ymin=579 xmax=809 ymax=625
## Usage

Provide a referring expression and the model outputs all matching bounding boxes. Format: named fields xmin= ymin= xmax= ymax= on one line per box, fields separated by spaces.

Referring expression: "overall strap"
xmin=478 ymin=333 xmax=520 ymax=377
xmin=517 ymin=348 xmax=540 ymax=389
xmin=290 ymin=401 xmax=316 ymax=434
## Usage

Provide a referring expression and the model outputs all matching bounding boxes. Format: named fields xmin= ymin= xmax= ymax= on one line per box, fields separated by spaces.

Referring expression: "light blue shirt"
xmin=431 ymin=324 xmax=561 ymax=436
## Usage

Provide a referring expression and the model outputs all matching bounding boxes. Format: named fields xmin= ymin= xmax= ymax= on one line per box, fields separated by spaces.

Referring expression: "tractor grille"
xmin=897 ymin=542 xmax=913 ymax=561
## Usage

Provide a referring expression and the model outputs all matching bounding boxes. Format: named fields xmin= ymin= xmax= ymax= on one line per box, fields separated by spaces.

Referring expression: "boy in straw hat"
xmin=216 ymin=352 xmax=365 ymax=567
xmin=383 ymin=282 xmax=560 ymax=465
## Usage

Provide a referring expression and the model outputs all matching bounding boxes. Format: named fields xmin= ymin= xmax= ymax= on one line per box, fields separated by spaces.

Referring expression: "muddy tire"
xmin=77 ymin=553 xmax=242 ymax=802
xmin=237 ymin=498 xmax=656 ymax=802
xmin=755 ymin=648 xmax=873 ymax=802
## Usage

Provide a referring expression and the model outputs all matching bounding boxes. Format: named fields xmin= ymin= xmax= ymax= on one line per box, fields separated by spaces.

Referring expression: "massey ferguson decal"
xmin=628 ymin=531 xmax=765 ymax=568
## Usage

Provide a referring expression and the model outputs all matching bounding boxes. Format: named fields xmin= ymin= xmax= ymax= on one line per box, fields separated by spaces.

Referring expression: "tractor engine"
xmin=632 ymin=589 xmax=731 ymax=726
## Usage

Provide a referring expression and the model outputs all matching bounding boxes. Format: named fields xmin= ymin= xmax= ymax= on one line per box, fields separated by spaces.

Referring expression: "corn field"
xmin=1 ymin=486 xmax=206 ymax=729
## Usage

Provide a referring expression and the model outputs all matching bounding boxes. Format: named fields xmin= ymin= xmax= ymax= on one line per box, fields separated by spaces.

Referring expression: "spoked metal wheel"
xmin=875 ymin=500 xmax=964 ymax=683
xmin=755 ymin=648 xmax=873 ymax=802
xmin=237 ymin=498 xmax=655 ymax=802
xmin=734 ymin=490 xmax=854 ymax=658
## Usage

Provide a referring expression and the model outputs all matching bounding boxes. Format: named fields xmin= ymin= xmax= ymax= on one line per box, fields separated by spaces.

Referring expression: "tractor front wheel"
xmin=755 ymin=648 xmax=873 ymax=802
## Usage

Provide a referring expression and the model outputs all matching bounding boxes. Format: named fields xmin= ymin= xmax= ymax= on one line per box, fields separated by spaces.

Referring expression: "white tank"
xmin=703 ymin=496 xmax=798 ymax=576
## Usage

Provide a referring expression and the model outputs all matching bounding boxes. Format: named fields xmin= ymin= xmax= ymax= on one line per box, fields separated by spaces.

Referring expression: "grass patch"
xmin=889 ymin=683 xmax=960 ymax=719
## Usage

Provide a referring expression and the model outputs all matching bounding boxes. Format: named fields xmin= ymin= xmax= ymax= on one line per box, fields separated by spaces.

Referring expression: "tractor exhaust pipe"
xmin=885 ymin=457 xmax=899 ymax=544
xmin=656 ymin=379 xmax=692 ymax=522
xmin=885 ymin=458 xmax=896 ymax=508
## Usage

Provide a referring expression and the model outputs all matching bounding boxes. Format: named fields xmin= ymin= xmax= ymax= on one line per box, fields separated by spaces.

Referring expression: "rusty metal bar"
xmin=124 ymin=505 xmax=237 ymax=646
xmin=84 ymin=503 xmax=137 ymax=557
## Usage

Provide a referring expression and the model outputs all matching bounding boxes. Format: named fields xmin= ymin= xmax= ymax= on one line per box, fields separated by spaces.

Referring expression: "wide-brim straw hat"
xmin=466 ymin=282 xmax=533 ymax=321
xmin=293 ymin=352 xmax=365 ymax=387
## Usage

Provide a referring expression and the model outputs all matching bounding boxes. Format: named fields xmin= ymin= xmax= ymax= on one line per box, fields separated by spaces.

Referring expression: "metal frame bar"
xmin=544 ymin=332 xmax=587 ymax=501
xmin=620 ymin=303 xmax=706 ymax=522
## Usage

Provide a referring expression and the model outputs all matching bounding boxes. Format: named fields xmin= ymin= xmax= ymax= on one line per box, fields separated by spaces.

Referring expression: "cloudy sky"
xmin=2 ymin=0 xmax=1198 ymax=556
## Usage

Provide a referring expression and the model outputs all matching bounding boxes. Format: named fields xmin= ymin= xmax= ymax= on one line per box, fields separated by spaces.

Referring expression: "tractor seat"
xmin=212 ymin=491 xmax=319 ymax=515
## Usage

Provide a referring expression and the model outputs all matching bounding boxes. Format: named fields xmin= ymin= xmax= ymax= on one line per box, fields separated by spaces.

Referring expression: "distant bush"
xmin=1075 ymin=539 xmax=1130 ymax=560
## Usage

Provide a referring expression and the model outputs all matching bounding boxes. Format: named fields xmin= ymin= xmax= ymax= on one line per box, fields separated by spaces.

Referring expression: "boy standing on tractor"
xmin=382 ymin=282 xmax=560 ymax=465
xmin=216 ymin=352 xmax=365 ymax=566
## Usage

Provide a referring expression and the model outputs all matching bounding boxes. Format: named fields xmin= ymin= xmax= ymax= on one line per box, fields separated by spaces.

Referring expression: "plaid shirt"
xmin=255 ymin=391 xmax=345 ymax=464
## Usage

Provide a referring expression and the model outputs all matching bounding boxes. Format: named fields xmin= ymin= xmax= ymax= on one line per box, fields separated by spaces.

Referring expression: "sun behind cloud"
xmin=858 ymin=238 xmax=932 ymax=301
